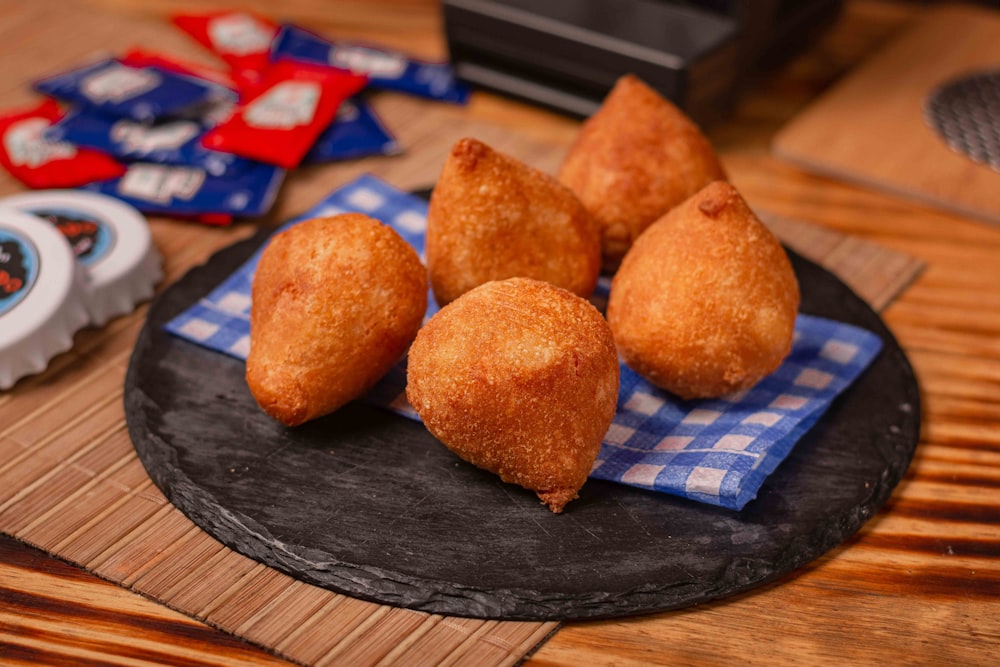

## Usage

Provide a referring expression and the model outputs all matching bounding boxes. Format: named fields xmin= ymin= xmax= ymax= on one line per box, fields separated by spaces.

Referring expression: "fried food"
xmin=247 ymin=213 xmax=427 ymax=426
xmin=558 ymin=74 xmax=727 ymax=270
xmin=426 ymin=137 xmax=601 ymax=307
xmin=607 ymin=181 xmax=799 ymax=399
xmin=406 ymin=277 xmax=619 ymax=513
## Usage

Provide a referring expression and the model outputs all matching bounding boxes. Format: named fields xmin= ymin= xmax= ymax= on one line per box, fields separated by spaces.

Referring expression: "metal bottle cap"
xmin=0 ymin=190 xmax=162 ymax=327
xmin=0 ymin=207 xmax=90 ymax=390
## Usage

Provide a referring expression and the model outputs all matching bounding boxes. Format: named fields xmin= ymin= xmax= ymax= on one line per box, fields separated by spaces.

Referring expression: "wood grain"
xmin=772 ymin=4 xmax=1000 ymax=224
xmin=1 ymin=0 xmax=998 ymax=665
xmin=0 ymin=533 xmax=289 ymax=666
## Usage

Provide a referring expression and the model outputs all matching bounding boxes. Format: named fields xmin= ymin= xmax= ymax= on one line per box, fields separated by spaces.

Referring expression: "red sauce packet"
xmin=181 ymin=212 xmax=233 ymax=226
xmin=201 ymin=61 xmax=367 ymax=169
xmin=171 ymin=10 xmax=278 ymax=89
xmin=0 ymin=99 xmax=126 ymax=189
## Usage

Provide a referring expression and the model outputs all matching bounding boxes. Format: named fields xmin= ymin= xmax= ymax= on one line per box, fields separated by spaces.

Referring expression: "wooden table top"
xmin=2 ymin=1 xmax=999 ymax=665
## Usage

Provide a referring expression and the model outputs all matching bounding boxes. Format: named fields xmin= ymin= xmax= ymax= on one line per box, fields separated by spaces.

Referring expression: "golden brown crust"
xmin=406 ymin=277 xmax=620 ymax=513
xmin=426 ymin=137 xmax=601 ymax=307
xmin=557 ymin=74 xmax=727 ymax=270
xmin=607 ymin=181 xmax=800 ymax=399
xmin=246 ymin=214 xmax=428 ymax=426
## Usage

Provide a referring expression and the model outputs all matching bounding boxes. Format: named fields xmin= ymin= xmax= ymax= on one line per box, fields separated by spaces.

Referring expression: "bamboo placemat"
xmin=0 ymin=150 xmax=923 ymax=667
xmin=0 ymin=2 xmax=924 ymax=665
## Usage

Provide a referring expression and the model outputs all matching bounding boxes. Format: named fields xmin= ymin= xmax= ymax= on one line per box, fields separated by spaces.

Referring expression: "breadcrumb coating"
xmin=247 ymin=214 xmax=427 ymax=426
xmin=607 ymin=181 xmax=800 ymax=399
xmin=406 ymin=278 xmax=619 ymax=512
xmin=558 ymin=74 xmax=727 ymax=270
xmin=427 ymin=137 xmax=601 ymax=306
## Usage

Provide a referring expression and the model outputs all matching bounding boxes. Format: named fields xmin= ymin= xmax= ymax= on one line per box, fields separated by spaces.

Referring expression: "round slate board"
xmin=125 ymin=226 xmax=920 ymax=621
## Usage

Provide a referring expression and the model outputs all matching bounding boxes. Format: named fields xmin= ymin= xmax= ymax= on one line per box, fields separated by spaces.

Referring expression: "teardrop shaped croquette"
xmin=558 ymin=74 xmax=727 ymax=270
xmin=427 ymin=137 xmax=601 ymax=307
xmin=607 ymin=181 xmax=800 ymax=399
xmin=247 ymin=214 xmax=428 ymax=426
xmin=406 ymin=277 xmax=619 ymax=513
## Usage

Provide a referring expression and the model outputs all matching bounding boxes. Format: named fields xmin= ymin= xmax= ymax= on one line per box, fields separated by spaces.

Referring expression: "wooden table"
xmin=2 ymin=1 xmax=998 ymax=665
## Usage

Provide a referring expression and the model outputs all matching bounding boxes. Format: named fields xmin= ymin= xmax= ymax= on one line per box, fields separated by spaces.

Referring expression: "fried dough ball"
xmin=247 ymin=214 xmax=427 ymax=426
xmin=607 ymin=181 xmax=799 ymax=399
xmin=558 ymin=74 xmax=727 ymax=270
xmin=426 ymin=137 xmax=601 ymax=307
xmin=406 ymin=277 xmax=619 ymax=513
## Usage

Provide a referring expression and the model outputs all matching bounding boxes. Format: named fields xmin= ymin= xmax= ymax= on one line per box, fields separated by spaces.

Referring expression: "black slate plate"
xmin=125 ymin=224 xmax=920 ymax=621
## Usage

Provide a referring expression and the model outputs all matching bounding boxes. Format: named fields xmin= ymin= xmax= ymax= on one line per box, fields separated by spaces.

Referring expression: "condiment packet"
xmin=0 ymin=99 xmax=126 ymax=189
xmin=271 ymin=24 xmax=470 ymax=104
xmin=118 ymin=49 xmax=238 ymax=126
xmin=0 ymin=190 xmax=162 ymax=327
xmin=200 ymin=60 xmax=367 ymax=169
xmin=34 ymin=58 xmax=221 ymax=123
xmin=184 ymin=213 xmax=234 ymax=226
xmin=45 ymin=107 xmax=254 ymax=177
xmin=171 ymin=10 xmax=279 ymax=88
xmin=81 ymin=161 xmax=284 ymax=219
xmin=120 ymin=47 xmax=238 ymax=92
xmin=303 ymin=96 xmax=400 ymax=164
xmin=165 ymin=174 xmax=883 ymax=510
xmin=0 ymin=207 xmax=90 ymax=390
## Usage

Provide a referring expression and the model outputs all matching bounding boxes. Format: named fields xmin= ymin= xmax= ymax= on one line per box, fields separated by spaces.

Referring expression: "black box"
xmin=443 ymin=0 xmax=843 ymax=124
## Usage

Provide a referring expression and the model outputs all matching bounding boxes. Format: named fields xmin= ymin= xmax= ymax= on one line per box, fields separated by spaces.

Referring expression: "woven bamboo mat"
xmin=0 ymin=141 xmax=924 ymax=667
xmin=0 ymin=2 xmax=925 ymax=665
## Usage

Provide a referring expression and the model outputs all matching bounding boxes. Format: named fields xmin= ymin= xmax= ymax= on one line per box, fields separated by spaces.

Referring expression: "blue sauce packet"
xmin=45 ymin=106 xmax=255 ymax=177
xmin=34 ymin=58 xmax=222 ymax=122
xmin=303 ymin=96 xmax=400 ymax=164
xmin=81 ymin=161 xmax=284 ymax=218
xmin=271 ymin=24 xmax=470 ymax=104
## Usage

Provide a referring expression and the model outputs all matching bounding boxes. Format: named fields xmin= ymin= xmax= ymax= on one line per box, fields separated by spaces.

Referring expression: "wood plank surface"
xmin=0 ymin=534 xmax=288 ymax=666
xmin=1 ymin=1 xmax=998 ymax=666
xmin=772 ymin=4 xmax=1000 ymax=224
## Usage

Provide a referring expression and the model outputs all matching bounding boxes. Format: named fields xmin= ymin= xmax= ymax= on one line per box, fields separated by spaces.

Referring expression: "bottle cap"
xmin=0 ymin=207 xmax=90 ymax=390
xmin=0 ymin=190 xmax=163 ymax=326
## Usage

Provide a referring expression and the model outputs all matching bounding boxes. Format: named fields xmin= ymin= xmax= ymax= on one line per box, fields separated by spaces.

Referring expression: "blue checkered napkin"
xmin=590 ymin=316 xmax=882 ymax=510
xmin=165 ymin=174 xmax=883 ymax=510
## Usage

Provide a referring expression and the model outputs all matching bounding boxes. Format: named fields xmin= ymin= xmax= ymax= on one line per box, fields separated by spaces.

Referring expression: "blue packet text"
xmin=35 ymin=58 xmax=222 ymax=122
xmin=46 ymin=107 xmax=254 ymax=177
xmin=81 ymin=161 xmax=284 ymax=218
xmin=271 ymin=25 xmax=470 ymax=104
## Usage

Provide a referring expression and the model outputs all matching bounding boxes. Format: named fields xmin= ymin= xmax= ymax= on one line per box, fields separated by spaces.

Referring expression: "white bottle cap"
xmin=0 ymin=207 xmax=91 ymax=390
xmin=0 ymin=190 xmax=162 ymax=326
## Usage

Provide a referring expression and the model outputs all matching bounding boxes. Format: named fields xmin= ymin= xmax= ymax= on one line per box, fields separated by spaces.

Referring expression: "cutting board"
xmin=772 ymin=5 xmax=1000 ymax=224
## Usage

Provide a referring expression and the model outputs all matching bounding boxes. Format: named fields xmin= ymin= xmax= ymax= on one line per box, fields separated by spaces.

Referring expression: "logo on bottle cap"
xmin=0 ymin=228 xmax=37 ymax=316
